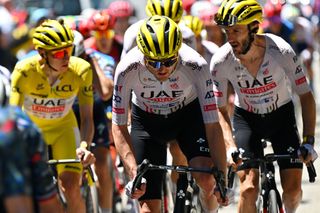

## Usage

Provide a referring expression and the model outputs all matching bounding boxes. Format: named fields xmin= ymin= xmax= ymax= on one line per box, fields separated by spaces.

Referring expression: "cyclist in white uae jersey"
xmin=114 ymin=43 xmax=217 ymax=123
xmin=211 ymin=33 xmax=311 ymax=113
xmin=211 ymin=0 xmax=317 ymax=213
xmin=112 ymin=15 xmax=229 ymax=213
xmin=120 ymin=0 xmax=197 ymax=193
xmin=180 ymin=15 xmax=219 ymax=64
xmin=120 ymin=0 xmax=196 ymax=59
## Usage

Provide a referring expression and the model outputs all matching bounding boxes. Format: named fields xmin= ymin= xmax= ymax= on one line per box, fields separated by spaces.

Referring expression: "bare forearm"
xmin=206 ymin=123 xmax=227 ymax=174
xmin=80 ymin=121 xmax=94 ymax=144
xmin=112 ymin=123 xmax=137 ymax=179
xmin=300 ymin=92 xmax=316 ymax=137
xmin=91 ymin=57 xmax=114 ymax=101
xmin=79 ymin=105 xmax=94 ymax=144
xmin=218 ymin=107 xmax=236 ymax=149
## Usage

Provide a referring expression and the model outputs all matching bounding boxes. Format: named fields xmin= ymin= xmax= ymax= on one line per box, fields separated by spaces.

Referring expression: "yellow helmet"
xmin=145 ymin=0 xmax=184 ymax=23
xmin=181 ymin=15 xmax=203 ymax=37
xmin=214 ymin=0 xmax=263 ymax=26
xmin=137 ymin=15 xmax=182 ymax=60
xmin=33 ymin=19 xmax=74 ymax=50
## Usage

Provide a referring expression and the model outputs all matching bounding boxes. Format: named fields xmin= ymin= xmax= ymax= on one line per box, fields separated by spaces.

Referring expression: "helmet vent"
xmin=44 ymin=31 xmax=58 ymax=44
xmin=146 ymin=24 xmax=155 ymax=33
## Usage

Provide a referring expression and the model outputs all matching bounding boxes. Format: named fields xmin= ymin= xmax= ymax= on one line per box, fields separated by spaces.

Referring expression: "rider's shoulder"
xmin=116 ymin=47 xmax=143 ymax=76
xmin=179 ymin=43 xmax=207 ymax=69
xmin=68 ymin=56 xmax=92 ymax=76
xmin=210 ymin=43 xmax=233 ymax=65
xmin=264 ymin=33 xmax=294 ymax=55
xmin=14 ymin=55 xmax=40 ymax=72
xmin=202 ymin=40 xmax=219 ymax=56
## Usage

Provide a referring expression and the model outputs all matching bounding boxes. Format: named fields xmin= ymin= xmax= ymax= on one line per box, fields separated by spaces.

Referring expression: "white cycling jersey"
xmin=201 ymin=40 xmax=219 ymax=64
xmin=113 ymin=43 xmax=219 ymax=125
xmin=121 ymin=19 xmax=196 ymax=59
xmin=210 ymin=33 xmax=311 ymax=114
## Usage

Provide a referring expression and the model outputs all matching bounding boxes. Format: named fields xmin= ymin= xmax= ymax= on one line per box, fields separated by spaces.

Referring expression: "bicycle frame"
xmin=47 ymin=159 xmax=99 ymax=213
xmin=229 ymin=142 xmax=317 ymax=213
xmin=132 ymin=159 xmax=227 ymax=213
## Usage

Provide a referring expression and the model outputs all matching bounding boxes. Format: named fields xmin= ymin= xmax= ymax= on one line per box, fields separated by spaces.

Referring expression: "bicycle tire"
xmin=256 ymin=194 xmax=263 ymax=213
xmin=267 ymin=190 xmax=278 ymax=213
xmin=82 ymin=183 xmax=100 ymax=213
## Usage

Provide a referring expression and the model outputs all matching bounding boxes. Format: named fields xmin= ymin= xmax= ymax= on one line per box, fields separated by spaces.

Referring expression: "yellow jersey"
xmin=10 ymin=55 xmax=93 ymax=131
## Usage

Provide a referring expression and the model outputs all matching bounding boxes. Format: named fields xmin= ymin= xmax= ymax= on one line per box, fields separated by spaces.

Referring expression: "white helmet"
xmin=0 ymin=66 xmax=11 ymax=107
xmin=72 ymin=30 xmax=85 ymax=57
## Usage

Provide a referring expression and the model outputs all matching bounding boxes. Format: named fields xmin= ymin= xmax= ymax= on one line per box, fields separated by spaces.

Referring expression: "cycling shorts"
xmin=233 ymin=101 xmax=303 ymax=170
xmin=43 ymin=124 xmax=82 ymax=174
xmin=131 ymin=99 xmax=211 ymax=200
xmin=73 ymin=97 xmax=110 ymax=149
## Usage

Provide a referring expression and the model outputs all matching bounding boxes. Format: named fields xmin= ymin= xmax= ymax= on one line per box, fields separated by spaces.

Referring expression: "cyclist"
xmin=211 ymin=0 xmax=317 ymax=212
xmin=190 ymin=0 xmax=227 ymax=47
xmin=121 ymin=0 xmax=196 ymax=59
xmin=9 ymin=19 xmax=95 ymax=213
xmin=108 ymin=0 xmax=135 ymax=44
xmin=0 ymin=68 xmax=64 ymax=213
xmin=180 ymin=15 xmax=219 ymax=63
xmin=84 ymin=10 xmax=123 ymax=64
xmin=112 ymin=15 xmax=229 ymax=213
xmin=72 ymin=29 xmax=115 ymax=213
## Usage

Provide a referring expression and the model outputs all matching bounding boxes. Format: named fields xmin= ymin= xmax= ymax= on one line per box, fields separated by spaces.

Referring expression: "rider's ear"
xmin=248 ymin=21 xmax=259 ymax=34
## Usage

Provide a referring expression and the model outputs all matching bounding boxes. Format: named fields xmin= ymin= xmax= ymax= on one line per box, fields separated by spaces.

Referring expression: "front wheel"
xmin=256 ymin=194 xmax=263 ymax=213
xmin=267 ymin=190 xmax=278 ymax=213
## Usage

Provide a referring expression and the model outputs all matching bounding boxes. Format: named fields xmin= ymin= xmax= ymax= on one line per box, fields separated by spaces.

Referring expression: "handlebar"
xmin=131 ymin=159 xmax=227 ymax=201
xmin=231 ymin=148 xmax=317 ymax=183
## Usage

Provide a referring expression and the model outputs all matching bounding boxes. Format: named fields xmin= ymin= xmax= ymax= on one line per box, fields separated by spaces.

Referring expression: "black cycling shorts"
xmin=73 ymin=97 xmax=110 ymax=148
xmin=233 ymin=101 xmax=303 ymax=170
xmin=131 ymin=99 xmax=211 ymax=200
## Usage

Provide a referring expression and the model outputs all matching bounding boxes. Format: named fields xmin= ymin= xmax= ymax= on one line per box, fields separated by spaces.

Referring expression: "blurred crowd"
xmin=0 ymin=0 xmax=319 ymax=86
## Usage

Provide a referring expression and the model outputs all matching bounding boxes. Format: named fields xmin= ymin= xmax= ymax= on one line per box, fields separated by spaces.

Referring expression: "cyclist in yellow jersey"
xmin=10 ymin=19 xmax=95 ymax=213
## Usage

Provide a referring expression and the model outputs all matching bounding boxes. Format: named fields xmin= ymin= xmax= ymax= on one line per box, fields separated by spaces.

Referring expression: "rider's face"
xmin=93 ymin=30 xmax=114 ymax=54
xmin=42 ymin=46 xmax=73 ymax=72
xmin=223 ymin=25 xmax=251 ymax=55
xmin=145 ymin=56 xmax=179 ymax=82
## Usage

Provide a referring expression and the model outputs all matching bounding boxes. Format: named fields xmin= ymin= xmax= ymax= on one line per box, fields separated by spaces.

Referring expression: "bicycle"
xmin=47 ymin=151 xmax=100 ymax=213
xmin=131 ymin=159 xmax=227 ymax=213
xmin=228 ymin=139 xmax=317 ymax=213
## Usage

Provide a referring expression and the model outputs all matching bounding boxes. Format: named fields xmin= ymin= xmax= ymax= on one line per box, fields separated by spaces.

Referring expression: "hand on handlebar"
xmin=76 ymin=141 xmax=96 ymax=167
xmin=227 ymin=147 xmax=244 ymax=169
xmin=215 ymin=187 xmax=235 ymax=206
xmin=125 ymin=177 xmax=147 ymax=199
xmin=298 ymin=144 xmax=318 ymax=164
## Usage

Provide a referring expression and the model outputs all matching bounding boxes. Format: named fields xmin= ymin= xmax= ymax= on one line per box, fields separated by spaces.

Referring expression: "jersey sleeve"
xmin=10 ymin=62 xmax=26 ymax=106
xmin=210 ymin=55 xmax=229 ymax=108
xmin=120 ymin=21 xmax=141 ymax=60
xmin=190 ymin=62 xmax=219 ymax=124
xmin=179 ymin=23 xmax=197 ymax=50
xmin=112 ymin=61 xmax=137 ymax=126
xmin=279 ymin=47 xmax=311 ymax=95
xmin=77 ymin=61 xmax=94 ymax=105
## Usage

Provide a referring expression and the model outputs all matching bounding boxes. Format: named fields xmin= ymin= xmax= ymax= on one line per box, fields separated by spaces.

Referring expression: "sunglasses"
xmin=51 ymin=46 xmax=74 ymax=59
xmin=146 ymin=57 xmax=178 ymax=69
xmin=93 ymin=30 xmax=115 ymax=39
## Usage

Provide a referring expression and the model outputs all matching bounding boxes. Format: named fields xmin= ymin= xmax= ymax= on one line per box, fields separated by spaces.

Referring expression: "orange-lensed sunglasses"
xmin=50 ymin=46 xmax=74 ymax=59
xmin=92 ymin=30 xmax=115 ymax=39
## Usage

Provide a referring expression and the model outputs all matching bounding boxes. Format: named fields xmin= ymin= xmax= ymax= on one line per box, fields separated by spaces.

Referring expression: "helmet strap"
xmin=241 ymin=24 xmax=257 ymax=55
xmin=43 ymin=53 xmax=60 ymax=72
